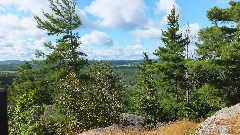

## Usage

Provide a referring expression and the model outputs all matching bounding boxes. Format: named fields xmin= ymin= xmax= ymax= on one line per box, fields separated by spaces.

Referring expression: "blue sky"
xmin=0 ymin=0 xmax=232 ymax=60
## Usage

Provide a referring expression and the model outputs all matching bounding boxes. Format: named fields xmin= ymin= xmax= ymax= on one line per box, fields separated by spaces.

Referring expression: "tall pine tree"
xmin=33 ymin=0 xmax=88 ymax=102
xmin=154 ymin=7 xmax=190 ymax=121
xmin=34 ymin=0 xmax=87 ymax=82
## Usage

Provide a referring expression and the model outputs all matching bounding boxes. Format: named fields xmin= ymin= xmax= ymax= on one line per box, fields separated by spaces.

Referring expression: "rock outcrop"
xmin=80 ymin=124 xmax=122 ymax=135
xmin=80 ymin=113 xmax=145 ymax=135
xmin=121 ymin=113 xmax=145 ymax=129
xmin=197 ymin=103 xmax=240 ymax=135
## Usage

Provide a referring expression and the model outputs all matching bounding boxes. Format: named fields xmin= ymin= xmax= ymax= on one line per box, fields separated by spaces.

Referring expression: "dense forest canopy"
xmin=2 ymin=0 xmax=240 ymax=134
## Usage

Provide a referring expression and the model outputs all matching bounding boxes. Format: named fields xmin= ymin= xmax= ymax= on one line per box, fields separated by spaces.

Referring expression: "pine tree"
xmin=137 ymin=52 xmax=162 ymax=126
xmin=191 ymin=1 xmax=240 ymax=114
xmin=32 ymin=0 xmax=88 ymax=105
xmin=34 ymin=0 xmax=87 ymax=81
xmin=154 ymin=7 xmax=190 ymax=121
xmin=154 ymin=7 xmax=189 ymax=90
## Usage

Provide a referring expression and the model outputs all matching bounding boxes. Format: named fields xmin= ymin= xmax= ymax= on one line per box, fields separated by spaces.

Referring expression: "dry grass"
xmin=152 ymin=120 xmax=198 ymax=135
xmin=215 ymin=113 xmax=240 ymax=135
xmin=81 ymin=119 xmax=198 ymax=135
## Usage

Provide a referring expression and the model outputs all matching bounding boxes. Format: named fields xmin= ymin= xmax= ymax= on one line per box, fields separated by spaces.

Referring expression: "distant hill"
xmin=0 ymin=60 xmax=148 ymax=71
xmin=90 ymin=60 xmax=144 ymax=68
xmin=0 ymin=60 xmax=29 ymax=71
xmin=0 ymin=60 xmax=29 ymax=65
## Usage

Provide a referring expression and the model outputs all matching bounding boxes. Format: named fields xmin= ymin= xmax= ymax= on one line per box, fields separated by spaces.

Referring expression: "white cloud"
xmin=0 ymin=13 xmax=47 ymax=60
xmin=124 ymin=45 xmax=147 ymax=58
xmin=81 ymin=30 xmax=113 ymax=46
xmin=0 ymin=5 xmax=6 ymax=12
xmin=131 ymin=0 xmax=180 ymax=39
xmin=0 ymin=0 xmax=191 ymax=60
xmin=85 ymin=0 xmax=147 ymax=30
xmin=132 ymin=27 xmax=162 ymax=39
xmin=0 ymin=0 xmax=50 ymax=16
xmin=0 ymin=35 xmax=48 ymax=60
xmin=76 ymin=8 xmax=97 ymax=29
xmin=82 ymin=44 xmax=148 ymax=60
xmin=155 ymin=0 xmax=179 ymax=15
xmin=0 ymin=0 xmax=51 ymax=60
xmin=80 ymin=31 xmax=148 ymax=60
xmin=155 ymin=0 xmax=180 ymax=26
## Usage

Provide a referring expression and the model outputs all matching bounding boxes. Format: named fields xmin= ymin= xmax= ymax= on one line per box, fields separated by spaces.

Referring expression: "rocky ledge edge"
xmin=197 ymin=103 xmax=240 ymax=135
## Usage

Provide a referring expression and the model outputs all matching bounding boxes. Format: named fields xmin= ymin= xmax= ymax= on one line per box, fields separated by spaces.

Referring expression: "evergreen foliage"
xmin=154 ymin=7 xmax=190 ymax=121
xmin=33 ymin=0 xmax=87 ymax=91
xmin=137 ymin=52 xmax=163 ymax=126
xmin=8 ymin=62 xmax=35 ymax=103
xmin=190 ymin=0 xmax=240 ymax=114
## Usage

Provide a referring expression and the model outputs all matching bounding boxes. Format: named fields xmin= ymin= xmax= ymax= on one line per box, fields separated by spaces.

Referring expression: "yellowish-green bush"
xmin=56 ymin=62 xmax=122 ymax=134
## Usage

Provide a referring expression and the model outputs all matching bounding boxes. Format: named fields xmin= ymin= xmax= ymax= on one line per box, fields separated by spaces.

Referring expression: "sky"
xmin=0 ymin=0 xmax=232 ymax=60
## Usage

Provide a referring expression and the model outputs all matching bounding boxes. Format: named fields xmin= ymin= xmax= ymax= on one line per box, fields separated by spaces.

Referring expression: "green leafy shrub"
xmin=55 ymin=62 xmax=122 ymax=134
xmin=8 ymin=89 xmax=46 ymax=134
